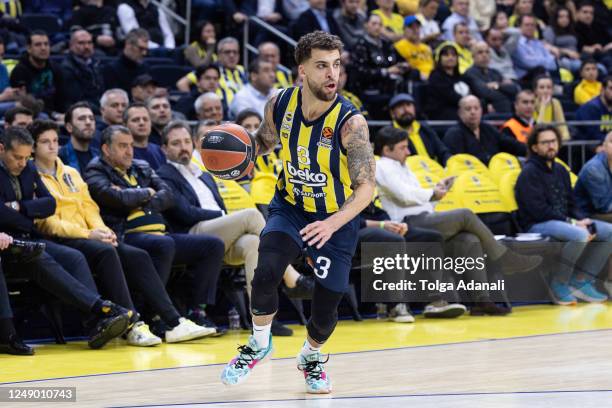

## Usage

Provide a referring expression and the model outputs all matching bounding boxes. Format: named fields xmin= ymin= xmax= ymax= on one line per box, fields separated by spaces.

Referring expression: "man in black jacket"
xmin=84 ymin=125 xmax=225 ymax=333
xmin=515 ymin=125 xmax=612 ymax=305
xmin=290 ymin=0 xmax=341 ymax=41
xmin=61 ymin=29 xmax=105 ymax=108
xmin=389 ymin=93 xmax=451 ymax=165
xmin=444 ymin=95 xmax=526 ymax=164
xmin=0 ymin=127 xmax=131 ymax=349
xmin=9 ymin=30 xmax=64 ymax=114
xmin=102 ymin=29 xmax=149 ymax=92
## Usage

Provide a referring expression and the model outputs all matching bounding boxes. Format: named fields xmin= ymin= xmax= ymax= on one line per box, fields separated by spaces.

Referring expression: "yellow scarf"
xmin=394 ymin=120 xmax=429 ymax=157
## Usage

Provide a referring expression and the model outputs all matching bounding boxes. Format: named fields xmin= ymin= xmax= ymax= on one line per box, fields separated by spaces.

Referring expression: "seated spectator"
xmin=501 ymin=89 xmax=536 ymax=143
xmin=291 ymin=0 xmax=341 ymax=41
xmin=24 ymin=0 xmax=72 ymax=24
xmin=351 ymin=14 xmax=410 ymax=119
xmin=512 ymin=14 xmax=557 ymax=82
xmin=508 ymin=0 xmax=546 ymax=35
xmin=332 ymin=0 xmax=366 ymax=51
xmin=490 ymin=10 xmax=510 ymax=31
xmin=574 ymin=59 xmax=602 ymax=106
xmin=184 ymin=20 xmax=217 ymax=68
xmin=0 ymin=38 xmax=19 ymax=114
xmin=69 ymin=0 xmax=119 ymax=55
xmin=533 ymin=74 xmax=570 ymax=141
xmin=254 ymin=0 xmax=287 ymax=42
xmin=3 ymin=106 xmax=32 ymax=129
xmin=123 ymin=103 xmax=166 ymax=170
xmin=452 ymin=22 xmax=474 ymax=74
xmin=0 ymin=232 xmax=34 ymax=355
xmin=515 ymin=125 xmax=611 ymax=304
xmin=84 ymin=126 xmax=226 ymax=337
xmin=576 ymin=75 xmax=612 ymax=142
xmin=444 ymin=95 xmax=527 ymax=164
xmin=423 ymin=42 xmax=471 ymax=120
xmin=389 ymin=93 xmax=451 ymax=165
xmin=118 ymin=0 xmax=175 ymax=49
xmin=374 ymin=126 xmax=541 ymax=313
xmin=574 ymin=131 xmax=612 ymax=223
xmin=158 ymin=122 xmax=314 ymax=335
xmin=358 ymin=198 xmax=466 ymax=322
xmin=229 ymin=59 xmax=276 ymax=119
xmin=469 ymin=0 xmax=496 ymax=31
xmin=177 ymin=37 xmax=247 ymax=104
xmin=485 ymin=28 xmax=519 ymax=81
xmin=61 ymin=29 xmax=106 ymax=108
xmin=416 ymin=0 xmax=442 ymax=46
xmin=130 ymin=74 xmax=157 ymax=104
xmin=542 ymin=6 xmax=581 ymax=73
xmin=195 ymin=92 xmax=224 ymax=124
xmin=394 ymin=16 xmax=434 ymax=81
xmin=466 ymin=41 xmax=519 ymax=113
xmin=176 ymin=64 xmax=226 ymax=120
xmin=0 ymin=126 xmax=132 ymax=349
xmin=9 ymin=30 xmax=64 ymax=114
xmin=147 ymin=95 xmax=176 ymax=145
xmin=338 ymin=64 xmax=367 ymax=117
xmin=372 ymin=0 xmax=404 ymax=43
xmin=32 ymin=120 xmax=215 ymax=344
xmin=98 ymin=89 xmax=130 ymax=132
xmin=58 ymin=102 xmax=100 ymax=174
xmin=281 ymin=0 xmax=309 ymax=21
xmin=258 ymin=42 xmax=293 ymax=89
xmin=574 ymin=1 xmax=612 ymax=70
xmin=102 ymin=29 xmax=150 ymax=92
xmin=441 ymin=0 xmax=482 ymax=42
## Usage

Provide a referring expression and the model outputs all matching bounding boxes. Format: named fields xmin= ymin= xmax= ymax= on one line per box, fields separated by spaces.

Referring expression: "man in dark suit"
xmin=158 ymin=121 xmax=313 ymax=335
xmin=290 ymin=0 xmax=341 ymax=40
xmin=0 ymin=127 xmax=131 ymax=349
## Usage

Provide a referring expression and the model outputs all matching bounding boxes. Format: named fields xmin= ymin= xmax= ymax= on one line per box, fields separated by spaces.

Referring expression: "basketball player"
xmin=220 ymin=31 xmax=375 ymax=393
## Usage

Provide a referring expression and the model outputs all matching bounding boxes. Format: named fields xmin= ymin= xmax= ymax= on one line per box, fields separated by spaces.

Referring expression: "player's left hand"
xmin=300 ymin=220 xmax=338 ymax=249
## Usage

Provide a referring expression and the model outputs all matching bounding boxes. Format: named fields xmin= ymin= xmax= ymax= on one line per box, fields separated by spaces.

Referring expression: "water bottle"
xmin=228 ymin=307 xmax=241 ymax=330
xmin=376 ymin=303 xmax=388 ymax=320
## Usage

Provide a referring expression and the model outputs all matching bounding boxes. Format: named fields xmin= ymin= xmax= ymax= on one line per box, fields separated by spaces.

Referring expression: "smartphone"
xmin=444 ymin=176 xmax=457 ymax=189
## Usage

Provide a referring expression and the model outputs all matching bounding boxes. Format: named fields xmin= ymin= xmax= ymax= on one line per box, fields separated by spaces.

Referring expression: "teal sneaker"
xmin=569 ymin=278 xmax=608 ymax=303
xmin=297 ymin=350 xmax=332 ymax=394
xmin=550 ymin=281 xmax=577 ymax=305
xmin=220 ymin=334 xmax=273 ymax=386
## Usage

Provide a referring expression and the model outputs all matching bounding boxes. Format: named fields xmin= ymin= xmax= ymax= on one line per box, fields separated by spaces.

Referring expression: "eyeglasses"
xmin=220 ymin=50 xmax=239 ymax=55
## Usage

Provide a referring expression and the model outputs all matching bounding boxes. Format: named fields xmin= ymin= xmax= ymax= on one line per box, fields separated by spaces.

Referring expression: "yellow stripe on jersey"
xmin=276 ymin=88 xmax=301 ymax=203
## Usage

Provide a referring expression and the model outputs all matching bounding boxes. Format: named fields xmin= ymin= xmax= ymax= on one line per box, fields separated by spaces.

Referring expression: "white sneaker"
xmin=424 ymin=300 xmax=467 ymax=318
xmin=127 ymin=321 xmax=162 ymax=347
xmin=604 ymin=280 xmax=612 ymax=297
xmin=165 ymin=317 xmax=216 ymax=343
xmin=388 ymin=303 xmax=415 ymax=323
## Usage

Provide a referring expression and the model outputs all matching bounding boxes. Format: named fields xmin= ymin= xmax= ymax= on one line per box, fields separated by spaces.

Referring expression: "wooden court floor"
xmin=1 ymin=303 xmax=611 ymax=407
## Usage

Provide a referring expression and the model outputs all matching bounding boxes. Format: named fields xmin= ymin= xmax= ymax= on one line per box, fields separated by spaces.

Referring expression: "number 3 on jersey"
xmin=314 ymin=256 xmax=331 ymax=279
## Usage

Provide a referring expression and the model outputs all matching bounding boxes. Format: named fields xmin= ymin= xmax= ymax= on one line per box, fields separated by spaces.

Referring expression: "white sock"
xmin=252 ymin=322 xmax=271 ymax=349
xmin=301 ymin=340 xmax=321 ymax=358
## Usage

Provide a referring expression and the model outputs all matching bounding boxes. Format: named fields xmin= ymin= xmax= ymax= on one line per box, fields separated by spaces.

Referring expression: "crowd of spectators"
xmin=0 ymin=0 xmax=611 ymax=354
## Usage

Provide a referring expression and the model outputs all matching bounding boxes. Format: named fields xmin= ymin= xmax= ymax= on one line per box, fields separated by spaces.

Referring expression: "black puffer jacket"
xmin=83 ymin=157 xmax=174 ymax=238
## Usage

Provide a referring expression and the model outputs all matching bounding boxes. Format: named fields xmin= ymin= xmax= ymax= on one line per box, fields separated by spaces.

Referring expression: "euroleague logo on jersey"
xmin=287 ymin=162 xmax=328 ymax=187
xmin=318 ymin=126 xmax=334 ymax=148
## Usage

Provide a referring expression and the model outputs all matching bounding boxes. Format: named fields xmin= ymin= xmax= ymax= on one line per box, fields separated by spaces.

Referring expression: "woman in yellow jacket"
xmin=32 ymin=120 xmax=214 ymax=346
xmin=533 ymin=74 xmax=570 ymax=141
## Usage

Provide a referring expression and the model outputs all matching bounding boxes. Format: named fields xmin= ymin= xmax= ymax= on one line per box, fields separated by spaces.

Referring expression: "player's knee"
xmin=307 ymin=311 xmax=338 ymax=343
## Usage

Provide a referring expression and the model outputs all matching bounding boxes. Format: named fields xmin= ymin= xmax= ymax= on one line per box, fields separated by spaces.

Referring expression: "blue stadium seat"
xmin=21 ymin=14 xmax=63 ymax=36
xmin=149 ymin=65 xmax=193 ymax=89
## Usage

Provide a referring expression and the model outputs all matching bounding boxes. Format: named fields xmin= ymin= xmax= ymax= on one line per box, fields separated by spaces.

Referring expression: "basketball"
xmin=200 ymin=123 xmax=256 ymax=180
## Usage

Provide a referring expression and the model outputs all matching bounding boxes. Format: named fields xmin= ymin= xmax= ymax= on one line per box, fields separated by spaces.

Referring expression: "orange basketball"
xmin=200 ymin=123 xmax=256 ymax=180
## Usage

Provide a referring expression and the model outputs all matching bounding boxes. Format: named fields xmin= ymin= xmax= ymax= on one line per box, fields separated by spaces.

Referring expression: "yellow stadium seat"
xmin=406 ymin=155 xmax=446 ymax=179
xmin=435 ymin=171 xmax=509 ymax=214
xmin=488 ymin=153 xmax=521 ymax=185
xmin=498 ymin=170 xmax=521 ymax=212
xmin=445 ymin=154 xmax=491 ymax=178
xmin=554 ymin=158 xmax=578 ymax=187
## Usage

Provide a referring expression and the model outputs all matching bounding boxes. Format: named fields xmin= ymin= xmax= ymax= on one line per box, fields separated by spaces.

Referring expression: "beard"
xmin=73 ymin=128 xmax=94 ymax=143
xmin=395 ymin=113 xmax=415 ymax=128
xmin=306 ymin=76 xmax=336 ymax=102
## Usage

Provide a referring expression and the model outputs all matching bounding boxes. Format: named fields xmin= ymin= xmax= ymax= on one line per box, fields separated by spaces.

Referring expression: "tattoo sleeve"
xmin=253 ymin=94 xmax=280 ymax=156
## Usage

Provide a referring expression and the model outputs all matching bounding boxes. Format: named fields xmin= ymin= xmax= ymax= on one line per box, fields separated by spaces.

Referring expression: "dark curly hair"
xmin=294 ymin=31 xmax=344 ymax=65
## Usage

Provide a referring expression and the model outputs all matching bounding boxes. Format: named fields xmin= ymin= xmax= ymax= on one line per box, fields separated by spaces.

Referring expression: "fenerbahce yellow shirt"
xmin=394 ymin=39 xmax=434 ymax=79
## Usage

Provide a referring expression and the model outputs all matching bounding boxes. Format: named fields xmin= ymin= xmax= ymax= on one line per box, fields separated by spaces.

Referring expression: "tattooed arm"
xmin=300 ymin=114 xmax=376 ymax=248
xmin=251 ymin=94 xmax=280 ymax=156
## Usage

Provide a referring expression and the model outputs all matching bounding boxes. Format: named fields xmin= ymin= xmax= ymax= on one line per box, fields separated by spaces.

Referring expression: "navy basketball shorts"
xmin=261 ymin=194 xmax=360 ymax=293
